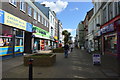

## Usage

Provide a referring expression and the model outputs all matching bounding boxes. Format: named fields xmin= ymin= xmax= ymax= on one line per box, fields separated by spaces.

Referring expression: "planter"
xmin=24 ymin=53 xmax=56 ymax=66
xmin=52 ymin=48 xmax=64 ymax=53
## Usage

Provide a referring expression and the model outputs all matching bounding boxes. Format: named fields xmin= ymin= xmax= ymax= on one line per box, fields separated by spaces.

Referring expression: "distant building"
xmin=83 ymin=8 xmax=93 ymax=52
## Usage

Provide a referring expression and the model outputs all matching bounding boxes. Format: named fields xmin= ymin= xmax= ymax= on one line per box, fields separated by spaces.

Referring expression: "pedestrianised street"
xmin=2 ymin=48 xmax=120 ymax=79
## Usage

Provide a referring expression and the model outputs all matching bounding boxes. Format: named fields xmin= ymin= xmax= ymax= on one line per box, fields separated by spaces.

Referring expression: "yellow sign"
xmin=4 ymin=12 xmax=26 ymax=30
xmin=54 ymin=36 xmax=58 ymax=40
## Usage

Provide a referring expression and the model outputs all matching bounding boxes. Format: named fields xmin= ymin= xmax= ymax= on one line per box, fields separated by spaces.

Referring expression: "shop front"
xmin=94 ymin=30 xmax=102 ymax=52
xmin=0 ymin=9 xmax=32 ymax=59
xmin=100 ymin=16 xmax=120 ymax=56
xmin=32 ymin=25 xmax=50 ymax=52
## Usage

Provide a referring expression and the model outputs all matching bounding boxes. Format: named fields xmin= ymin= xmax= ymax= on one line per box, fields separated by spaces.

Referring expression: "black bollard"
xmin=29 ymin=59 xmax=33 ymax=80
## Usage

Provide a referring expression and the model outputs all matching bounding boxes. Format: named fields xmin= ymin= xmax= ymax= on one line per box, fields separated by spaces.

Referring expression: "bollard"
xmin=29 ymin=59 xmax=34 ymax=80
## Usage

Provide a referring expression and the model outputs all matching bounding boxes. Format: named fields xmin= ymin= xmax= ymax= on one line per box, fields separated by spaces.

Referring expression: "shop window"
xmin=105 ymin=34 xmax=117 ymax=54
xmin=20 ymin=0 xmax=26 ymax=12
xmin=9 ymin=0 xmax=17 ymax=7
xmin=0 ymin=37 xmax=12 ymax=47
xmin=15 ymin=38 xmax=23 ymax=46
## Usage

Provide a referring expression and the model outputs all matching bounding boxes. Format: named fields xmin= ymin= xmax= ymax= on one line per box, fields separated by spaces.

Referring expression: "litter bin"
xmin=92 ymin=54 xmax=101 ymax=65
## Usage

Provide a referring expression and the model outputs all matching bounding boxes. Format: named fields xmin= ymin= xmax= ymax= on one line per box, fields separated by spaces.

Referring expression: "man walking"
xmin=64 ymin=43 xmax=69 ymax=58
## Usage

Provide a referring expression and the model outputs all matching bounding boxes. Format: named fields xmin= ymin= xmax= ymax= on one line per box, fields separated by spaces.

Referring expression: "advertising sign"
xmin=4 ymin=12 xmax=26 ymax=30
xmin=93 ymin=54 xmax=101 ymax=65
xmin=0 ymin=10 xmax=4 ymax=24
xmin=101 ymin=23 xmax=114 ymax=34
xmin=33 ymin=25 xmax=50 ymax=38
xmin=26 ymin=23 xmax=32 ymax=32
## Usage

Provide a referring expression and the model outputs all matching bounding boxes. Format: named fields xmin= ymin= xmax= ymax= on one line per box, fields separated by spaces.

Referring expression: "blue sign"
xmin=26 ymin=23 xmax=32 ymax=32
xmin=101 ymin=23 xmax=114 ymax=34
xmin=0 ymin=10 xmax=4 ymax=24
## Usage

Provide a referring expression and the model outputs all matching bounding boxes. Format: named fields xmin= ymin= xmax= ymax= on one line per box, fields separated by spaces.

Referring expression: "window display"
xmin=105 ymin=33 xmax=117 ymax=54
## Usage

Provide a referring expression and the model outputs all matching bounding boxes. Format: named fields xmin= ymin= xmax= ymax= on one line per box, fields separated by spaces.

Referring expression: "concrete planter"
xmin=24 ymin=53 xmax=56 ymax=66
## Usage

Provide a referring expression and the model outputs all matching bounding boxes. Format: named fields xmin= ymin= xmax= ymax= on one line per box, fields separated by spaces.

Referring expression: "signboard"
xmin=54 ymin=36 xmax=58 ymax=40
xmin=0 ymin=10 xmax=4 ymax=24
xmin=101 ymin=23 xmax=114 ymax=34
xmin=26 ymin=23 xmax=32 ymax=32
xmin=4 ymin=12 xmax=26 ymax=30
xmin=33 ymin=25 xmax=50 ymax=38
xmin=92 ymin=54 xmax=101 ymax=65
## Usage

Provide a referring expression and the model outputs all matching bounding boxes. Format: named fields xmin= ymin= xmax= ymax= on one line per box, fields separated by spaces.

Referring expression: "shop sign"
xmin=54 ymin=36 xmax=58 ymax=40
xmin=95 ymin=30 xmax=101 ymax=37
xmin=33 ymin=25 xmax=50 ymax=38
xmin=4 ymin=12 xmax=26 ymax=30
xmin=0 ymin=10 xmax=4 ymax=24
xmin=26 ymin=23 xmax=32 ymax=32
xmin=101 ymin=23 xmax=114 ymax=34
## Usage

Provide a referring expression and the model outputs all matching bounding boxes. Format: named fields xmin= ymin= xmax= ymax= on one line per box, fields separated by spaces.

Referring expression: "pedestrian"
xmin=63 ymin=43 xmax=69 ymax=58
xmin=71 ymin=44 xmax=74 ymax=52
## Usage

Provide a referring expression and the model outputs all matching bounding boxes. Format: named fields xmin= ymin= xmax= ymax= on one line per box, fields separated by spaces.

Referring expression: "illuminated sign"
xmin=4 ymin=12 xmax=26 ymax=30
xmin=0 ymin=10 xmax=4 ymax=24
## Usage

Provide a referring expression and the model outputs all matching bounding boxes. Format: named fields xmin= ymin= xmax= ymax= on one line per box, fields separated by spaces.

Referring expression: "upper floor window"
xmin=43 ymin=18 xmax=45 ymax=25
xmin=28 ymin=5 xmax=32 ymax=16
xmin=103 ymin=7 xmax=107 ymax=23
xmin=20 ymin=0 xmax=26 ymax=12
xmin=44 ymin=20 xmax=46 ymax=26
xmin=40 ymin=15 xmax=42 ymax=23
xmin=108 ymin=2 xmax=113 ymax=20
xmin=38 ymin=14 xmax=40 ymax=22
xmin=51 ymin=16 xmax=52 ymax=23
xmin=118 ymin=1 xmax=120 ymax=14
xmin=34 ymin=10 xmax=37 ymax=20
xmin=9 ymin=0 xmax=17 ymax=6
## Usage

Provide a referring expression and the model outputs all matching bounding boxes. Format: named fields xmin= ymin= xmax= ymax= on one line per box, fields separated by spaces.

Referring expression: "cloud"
xmin=41 ymin=0 xmax=68 ymax=13
xmin=70 ymin=8 xmax=79 ymax=11
xmin=63 ymin=28 xmax=76 ymax=33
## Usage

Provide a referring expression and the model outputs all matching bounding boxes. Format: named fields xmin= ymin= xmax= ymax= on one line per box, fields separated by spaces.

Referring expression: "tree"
xmin=62 ymin=30 xmax=71 ymax=45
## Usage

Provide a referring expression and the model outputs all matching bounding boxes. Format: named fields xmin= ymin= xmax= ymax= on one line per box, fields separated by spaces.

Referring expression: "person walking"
xmin=71 ymin=43 xmax=74 ymax=52
xmin=64 ymin=43 xmax=69 ymax=58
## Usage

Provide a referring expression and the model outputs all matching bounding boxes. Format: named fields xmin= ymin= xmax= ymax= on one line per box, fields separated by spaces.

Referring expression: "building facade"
xmin=83 ymin=8 xmax=93 ymax=52
xmin=76 ymin=21 xmax=84 ymax=49
xmin=0 ymin=0 xmax=50 ymax=59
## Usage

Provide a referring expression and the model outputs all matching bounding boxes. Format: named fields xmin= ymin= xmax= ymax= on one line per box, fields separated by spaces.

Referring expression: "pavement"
xmin=1 ymin=48 xmax=120 ymax=79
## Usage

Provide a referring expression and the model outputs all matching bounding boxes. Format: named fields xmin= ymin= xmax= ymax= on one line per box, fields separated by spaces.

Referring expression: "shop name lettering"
xmin=33 ymin=28 xmax=47 ymax=35
xmin=6 ymin=16 xmax=25 ymax=28
xmin=101 ymin=23 xmax=114 ymax=34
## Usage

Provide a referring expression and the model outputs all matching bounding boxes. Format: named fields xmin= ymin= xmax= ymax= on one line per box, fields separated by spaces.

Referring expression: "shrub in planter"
xmin=24 ymin=53 xmax=56 ymax=66
xmin=52 ymin=47 xmax=64 ymax=53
